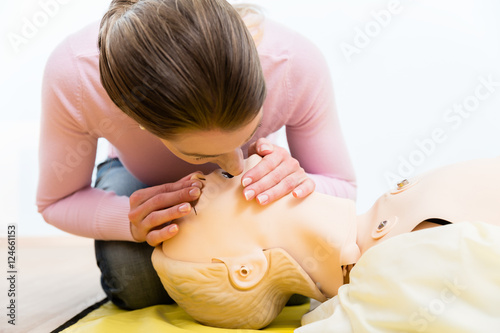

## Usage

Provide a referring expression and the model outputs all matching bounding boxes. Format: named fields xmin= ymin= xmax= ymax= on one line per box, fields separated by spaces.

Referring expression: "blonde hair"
xmin=98 ymin=0 xmax=266 ymax=139
xmin=152 ymin=248 xmax=326 ymax=329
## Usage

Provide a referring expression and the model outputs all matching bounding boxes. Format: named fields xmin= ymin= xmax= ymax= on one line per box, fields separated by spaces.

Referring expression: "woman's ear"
xmin=212 ymin=250 xmax=268 ymax=290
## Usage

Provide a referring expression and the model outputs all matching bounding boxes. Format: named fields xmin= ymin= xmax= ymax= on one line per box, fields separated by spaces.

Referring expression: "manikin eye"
xmin=222 ymin=171 xmax=234 ymax=179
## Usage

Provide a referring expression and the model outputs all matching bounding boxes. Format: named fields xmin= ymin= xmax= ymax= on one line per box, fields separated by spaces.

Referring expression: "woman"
xmin=36 ymin=0 xmax=356 ymax=310
xmin=152 ymin=154 xmax=500 ymax=330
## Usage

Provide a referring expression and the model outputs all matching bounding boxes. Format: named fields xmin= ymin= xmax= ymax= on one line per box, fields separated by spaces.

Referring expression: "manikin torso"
xmin=357 ymin=156 xmax=500 ymax=254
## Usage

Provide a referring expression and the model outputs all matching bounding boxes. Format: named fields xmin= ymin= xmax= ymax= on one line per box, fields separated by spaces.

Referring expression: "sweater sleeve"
xmin=284 ymin=32 xmax=357 ymax=199
xmin=36 ymin=34 xmax=135 ymax=241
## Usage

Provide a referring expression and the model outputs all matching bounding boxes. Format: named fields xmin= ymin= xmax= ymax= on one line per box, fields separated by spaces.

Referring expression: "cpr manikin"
xmin=152 ymin=154 xmax=360 ymax=329
xmin=152 ymin=154 xmax=500 ymax=329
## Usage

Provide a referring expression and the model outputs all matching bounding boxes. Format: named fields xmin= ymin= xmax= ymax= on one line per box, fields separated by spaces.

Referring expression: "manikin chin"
xmin=152 ymin=154 xmax=500 ymax=329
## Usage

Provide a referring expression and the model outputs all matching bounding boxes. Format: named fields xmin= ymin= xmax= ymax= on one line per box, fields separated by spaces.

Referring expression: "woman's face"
xmin=159 ymin=110 xmax=263 ymax=176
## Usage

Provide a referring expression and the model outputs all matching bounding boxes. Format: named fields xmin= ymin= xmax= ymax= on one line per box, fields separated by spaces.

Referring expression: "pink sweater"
xmin=37 ymin=19 xmax=356 ymax=241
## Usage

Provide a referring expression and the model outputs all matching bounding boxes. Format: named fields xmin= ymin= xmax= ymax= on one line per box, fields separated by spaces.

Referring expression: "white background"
xmin=1 ymin=0 xmax=499 ymax=237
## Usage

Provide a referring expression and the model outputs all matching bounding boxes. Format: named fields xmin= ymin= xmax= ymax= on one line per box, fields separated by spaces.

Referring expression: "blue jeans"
xmin=94 ymin=158 xmax=174 ymax=309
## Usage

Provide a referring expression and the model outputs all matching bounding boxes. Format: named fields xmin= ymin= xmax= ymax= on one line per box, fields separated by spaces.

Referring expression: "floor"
xmin=2 ymin=235 xmax=105 ymax=333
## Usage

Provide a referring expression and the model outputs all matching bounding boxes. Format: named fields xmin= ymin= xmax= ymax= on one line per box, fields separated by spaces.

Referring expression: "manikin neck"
xmin=264 ymin=192 xmax=359 ymax=298
xmin=266 ymin=191 xmax=359 ymax=264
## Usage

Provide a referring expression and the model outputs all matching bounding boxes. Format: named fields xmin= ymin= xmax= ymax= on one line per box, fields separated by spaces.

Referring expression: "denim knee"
xmin=94 ymin=158 xmax=148 ymax=196
xmin=95 ymin=240 xmax=174 ymax=309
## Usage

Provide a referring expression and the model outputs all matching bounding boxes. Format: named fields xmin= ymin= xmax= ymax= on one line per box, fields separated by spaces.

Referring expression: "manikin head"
xmin=152 ymin=154 xmax=360 ymax=329
xmin=153 ymin=155 xmax=500 ymax=328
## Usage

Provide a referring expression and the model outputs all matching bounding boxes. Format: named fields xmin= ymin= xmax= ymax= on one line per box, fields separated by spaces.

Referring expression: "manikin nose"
xmin=190 ymin=173 xmax=206 ymax=181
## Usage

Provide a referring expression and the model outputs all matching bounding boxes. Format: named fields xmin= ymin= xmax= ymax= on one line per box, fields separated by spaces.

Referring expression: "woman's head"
xmin=98 ymin=0 xmax=266 ymax=138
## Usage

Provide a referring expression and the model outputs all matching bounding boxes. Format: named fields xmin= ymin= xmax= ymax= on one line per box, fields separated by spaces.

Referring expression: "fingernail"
xmin=293 ymin=189 xmax=303 ymax=198
xmin=257 ymin=194 xmax=269 ymax=205
xmin=244 ymin=189 xmax=255 ymax=201
xmin=191 ymin=182 xmax=202 ymax=188
xmin=169 ymin=224 xmax=178 ymax=233
xmin=179 ymin=203 xmax=191 ymax=212
xmin=189 ymin=187 xmax=200 ymax=197
xmin=260 ymin=144 xmax=271 ymax=153
xmin=242 ymin=178 xmax=252 ymax=187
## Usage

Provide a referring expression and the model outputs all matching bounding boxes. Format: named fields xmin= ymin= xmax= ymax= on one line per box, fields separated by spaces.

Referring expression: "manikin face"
xmin=160 ymin=154 xmax=275 ymax=262
xmin=159 ymin=110 xmax=263 ymax=176
xmin=158 ymin=154 xmax=360 ymax=297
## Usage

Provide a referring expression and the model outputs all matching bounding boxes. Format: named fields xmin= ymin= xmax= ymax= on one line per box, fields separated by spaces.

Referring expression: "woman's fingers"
xmin=242 ymin=150 xmax=284 ymax=196
xmin=244 ymin=139 xmax=314 ymax=205
xmin=128 ymin=186 xmax=200 ymax=223
xmin=291 ymin=177 xmax=316 ymax=198
xmin=247 ymin=164 xmax=310 ymax=204
xmin=128 ymin=173 xmax=204 ymax=243
xmin=138 ymin=201 xmax=193 ymax=232
xmin=129 ymin=176 xmax=202 ymax=207
xmin=129 ymin=199 xmax=194 ymax=244
xmin=247 ymin=137 xmax=274 ymax=157
xmin=144 ymin=223 xmax=180 ymax=247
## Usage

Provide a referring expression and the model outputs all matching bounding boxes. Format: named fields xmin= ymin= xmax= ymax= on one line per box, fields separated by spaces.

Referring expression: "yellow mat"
xmin=62 ymin=301 xmax=310 ymax=332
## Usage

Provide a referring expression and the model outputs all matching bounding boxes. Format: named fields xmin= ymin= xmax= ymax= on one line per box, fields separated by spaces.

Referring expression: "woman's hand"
xmin=128 ymin=172 xmax=203 ymax=246
xmin=243 ymin=138 xmax=315 ymax=205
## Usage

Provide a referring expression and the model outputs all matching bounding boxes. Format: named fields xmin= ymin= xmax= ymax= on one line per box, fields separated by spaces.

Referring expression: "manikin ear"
xmin=212 ymin=250 xmax=268 ymax=290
